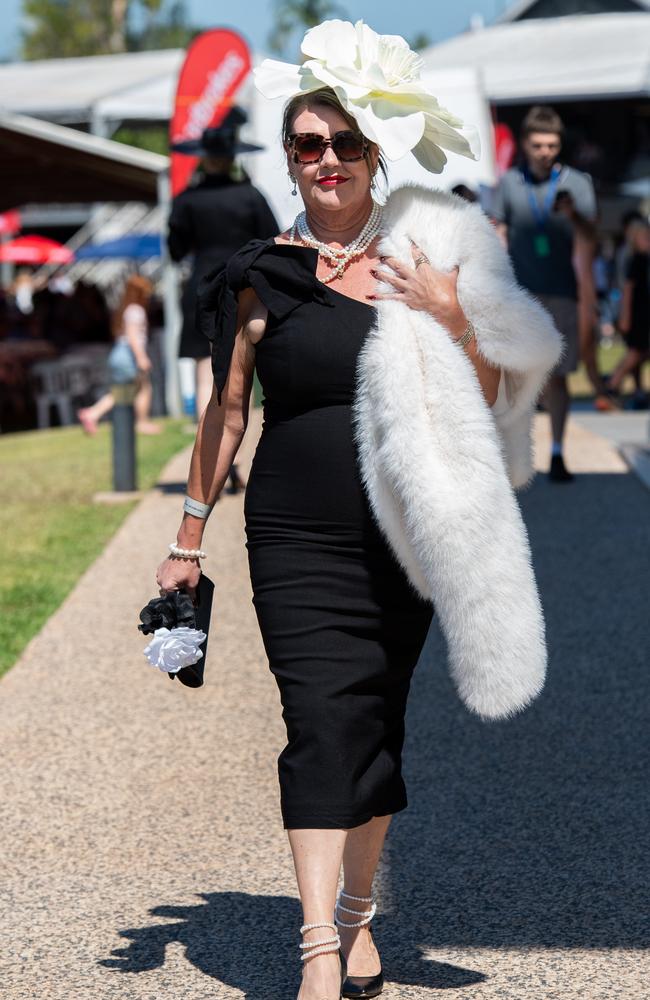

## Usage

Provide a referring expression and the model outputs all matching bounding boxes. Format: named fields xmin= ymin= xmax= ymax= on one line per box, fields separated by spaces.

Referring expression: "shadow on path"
xmin=102 ymin=472 xmax=648 ymax=995
xmin=100 ymin=891 xmax=484 ymax=997
xmin=380 ymin=472 xmax=649 ymax=975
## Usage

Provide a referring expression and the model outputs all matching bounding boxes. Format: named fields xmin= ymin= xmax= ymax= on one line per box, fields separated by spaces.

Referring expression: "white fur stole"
xmin=353 ymin=184 xmax=563 ymax=721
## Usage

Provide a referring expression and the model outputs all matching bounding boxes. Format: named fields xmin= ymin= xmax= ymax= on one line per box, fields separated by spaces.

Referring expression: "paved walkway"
xmin=2 ymin=411 xmax=648 ymax=999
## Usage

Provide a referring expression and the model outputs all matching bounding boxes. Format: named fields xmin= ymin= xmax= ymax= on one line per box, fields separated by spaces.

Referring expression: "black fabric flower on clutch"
xmin=137 ymin=576 xmax=214 ymax=689
xmin=138 ymin=590 xmax=196 ymax=635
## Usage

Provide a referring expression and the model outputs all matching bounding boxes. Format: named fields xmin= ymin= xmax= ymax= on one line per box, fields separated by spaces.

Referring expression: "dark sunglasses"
xmin=287 ymin=130 xmax=369 ymax=164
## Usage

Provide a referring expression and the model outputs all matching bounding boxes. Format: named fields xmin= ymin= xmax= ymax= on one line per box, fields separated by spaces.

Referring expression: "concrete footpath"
xmin=1 ymin=411 xmax=648 ymax=1000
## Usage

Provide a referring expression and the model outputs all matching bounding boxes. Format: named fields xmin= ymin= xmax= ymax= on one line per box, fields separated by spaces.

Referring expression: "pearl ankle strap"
xmin=299 ymin=921 xmax=341 ymax=961
xmin=335 ymin=889 xmax=377 ymax=928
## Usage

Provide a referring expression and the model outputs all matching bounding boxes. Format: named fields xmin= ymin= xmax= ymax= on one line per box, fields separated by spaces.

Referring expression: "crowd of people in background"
xmin=0 ymin=102 xmax=648 ymax=440
xmin=0 ymin=271 xmax=111 ymax=348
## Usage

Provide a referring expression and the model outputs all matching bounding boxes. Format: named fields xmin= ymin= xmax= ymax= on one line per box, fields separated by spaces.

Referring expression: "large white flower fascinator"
xmin=253 ymin=18 xmax=480 ymax=173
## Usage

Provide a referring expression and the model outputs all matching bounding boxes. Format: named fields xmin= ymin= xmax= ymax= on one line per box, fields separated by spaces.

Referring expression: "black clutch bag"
xmin=137 ymin=574 xmax=214 ymax=688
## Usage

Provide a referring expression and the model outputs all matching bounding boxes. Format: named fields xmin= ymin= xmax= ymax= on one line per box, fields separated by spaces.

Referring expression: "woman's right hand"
xmin=155 ymin=556 xmax=202 ymax=599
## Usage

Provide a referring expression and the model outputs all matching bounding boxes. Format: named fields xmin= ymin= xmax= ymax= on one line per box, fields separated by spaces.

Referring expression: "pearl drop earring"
xmin=288 ymin=173 xmax=297 ymax=196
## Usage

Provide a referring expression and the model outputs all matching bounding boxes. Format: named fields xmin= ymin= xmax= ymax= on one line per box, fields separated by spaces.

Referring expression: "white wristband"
xmin=183 ymin=495 xmax=212 ymax=518
xmin=168 ymin=542 xmax=207 ymax=560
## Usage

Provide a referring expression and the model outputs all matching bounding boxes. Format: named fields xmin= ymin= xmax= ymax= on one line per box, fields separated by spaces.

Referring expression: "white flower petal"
xmin=301 ymin=19 xmax=359 ymax=65
xmin=346 ymin=98 xmax=425 ymax=160
xmin=411 ymin=136 xmax=448 ymax=174
xmin=354 ymin=19 xmax=379 ymax=68
xmin=253 ymin=59 xmax=303 ymax=99
xmin=423 ymin=114 xmax=481 ymax=161
xmin=305 ymin=61 xmax=371 ymax=100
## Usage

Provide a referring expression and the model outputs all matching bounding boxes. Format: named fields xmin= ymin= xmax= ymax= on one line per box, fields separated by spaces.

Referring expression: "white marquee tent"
xmin=421 ymin=13 xmax=650 ymax=103
xmin=0 ymin=48 xmax=184 ymax=130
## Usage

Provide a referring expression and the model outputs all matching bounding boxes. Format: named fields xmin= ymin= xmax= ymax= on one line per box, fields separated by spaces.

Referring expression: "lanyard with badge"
xmin=522 ymin=164 xmax=562 ymax=258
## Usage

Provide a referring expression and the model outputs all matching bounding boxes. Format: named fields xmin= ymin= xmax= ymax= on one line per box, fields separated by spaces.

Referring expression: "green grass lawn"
xmin=0 ymin=419 xmax=190 ymax=678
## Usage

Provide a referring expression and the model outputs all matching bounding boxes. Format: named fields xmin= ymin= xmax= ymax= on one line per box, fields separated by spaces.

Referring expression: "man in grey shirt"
xmin=492 ymin=106 xmax=597 ymax=482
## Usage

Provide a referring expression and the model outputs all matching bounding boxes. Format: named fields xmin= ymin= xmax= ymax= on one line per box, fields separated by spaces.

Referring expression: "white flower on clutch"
xmin=143 ymin=626 xmax=207 ymax=674
xmin=253 ymin=18 xmax=480 ymax=172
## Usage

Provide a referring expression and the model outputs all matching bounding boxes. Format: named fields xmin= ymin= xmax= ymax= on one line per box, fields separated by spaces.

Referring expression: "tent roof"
xmin=495 ymin=0 xmax=650 ymax=22
xmin=422 ymin=13 xmax=650 ymax=102
xmin=0 ymin=111 xmax=168 ymax=212
xmin=0 ymin=48 xmax=184 ymax=124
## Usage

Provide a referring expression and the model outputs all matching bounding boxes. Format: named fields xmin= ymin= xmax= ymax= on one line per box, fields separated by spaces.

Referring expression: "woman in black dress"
xmin=156 ymin=86 xmax=499 ymax=1000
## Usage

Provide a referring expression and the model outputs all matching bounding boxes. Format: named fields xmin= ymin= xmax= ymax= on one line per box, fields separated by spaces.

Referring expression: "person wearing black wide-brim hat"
xmin=168 ymin=106 xmax=278 ymax=426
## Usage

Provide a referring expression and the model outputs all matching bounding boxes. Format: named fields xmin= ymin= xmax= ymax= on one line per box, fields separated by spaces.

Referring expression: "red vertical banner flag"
xmin=494 ymin=122 xmax=516 ymax=176
xmin=170 ymin=29 xmax=252 ymax=196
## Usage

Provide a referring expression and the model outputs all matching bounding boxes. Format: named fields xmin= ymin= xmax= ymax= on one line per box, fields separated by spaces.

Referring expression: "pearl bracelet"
xmin=168 ymin=542 xmax=207 ymax=560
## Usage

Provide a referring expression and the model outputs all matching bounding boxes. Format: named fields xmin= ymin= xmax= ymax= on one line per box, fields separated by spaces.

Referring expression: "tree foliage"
xmin=268 ymin=0 xmax=348 ymax=58
xmin=409 ymin=31 xmax=433 ymax=51
xmin=22 ymin=0 xmax=194 ymax=60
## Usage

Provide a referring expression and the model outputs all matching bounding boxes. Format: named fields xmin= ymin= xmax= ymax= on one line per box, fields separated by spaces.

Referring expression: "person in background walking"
xmin=168 ymin=108 xmax=278 ymax=417
xmin=565 ymin=195 xmax=615 ymax=411
xmin=168 ymin=107 xmax=278 ymax=491
xmin=77 ymin=275 xmax=159 ymax=435
xmin=492 ymin=106 xmax=598 ymax=482
xmin=605 ymin=219 xmax=650 ymax=406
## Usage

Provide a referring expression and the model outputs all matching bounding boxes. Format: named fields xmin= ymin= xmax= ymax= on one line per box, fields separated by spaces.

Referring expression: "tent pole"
xmin=157 ymin=169 xmax=182 ymax=418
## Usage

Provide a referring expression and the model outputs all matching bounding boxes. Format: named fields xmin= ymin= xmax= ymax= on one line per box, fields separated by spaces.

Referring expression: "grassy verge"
xmin=0 ymin=419 xmax=190 ymax=678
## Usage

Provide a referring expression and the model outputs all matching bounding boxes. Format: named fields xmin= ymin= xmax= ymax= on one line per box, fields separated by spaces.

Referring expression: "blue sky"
xmin=1 ymin=0 xmax=513 ymax=61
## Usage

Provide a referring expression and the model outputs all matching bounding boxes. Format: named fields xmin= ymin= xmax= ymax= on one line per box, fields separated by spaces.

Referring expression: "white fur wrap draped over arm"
xmin=353 ymin=184 xmax=563 ymax=721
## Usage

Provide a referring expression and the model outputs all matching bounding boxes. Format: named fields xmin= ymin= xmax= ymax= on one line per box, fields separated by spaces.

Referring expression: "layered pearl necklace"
xmin=289 ymin=201 xmax=383 ymax=283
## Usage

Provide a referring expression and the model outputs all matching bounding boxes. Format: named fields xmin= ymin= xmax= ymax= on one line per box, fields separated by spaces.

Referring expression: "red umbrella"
xmin=0 ymin=235 xmax=75 ymax=264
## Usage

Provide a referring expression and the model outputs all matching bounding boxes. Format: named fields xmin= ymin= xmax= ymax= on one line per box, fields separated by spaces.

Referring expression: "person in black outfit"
xmin=606 ymin=219 xmax=650 ymax=404
xmin=168 ymin=107 xmax=278 ymax=427
xmin=156 ymin=73 xmax=503 ymax=998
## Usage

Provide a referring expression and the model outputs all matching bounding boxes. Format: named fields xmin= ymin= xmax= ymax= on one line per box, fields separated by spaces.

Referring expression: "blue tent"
xmin=77 ymin=233 xmax=162 ymax=259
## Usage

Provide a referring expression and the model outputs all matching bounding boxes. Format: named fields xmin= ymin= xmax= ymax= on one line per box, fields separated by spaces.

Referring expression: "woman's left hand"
xmin=369 ymin=239 xmax=467 ymax=339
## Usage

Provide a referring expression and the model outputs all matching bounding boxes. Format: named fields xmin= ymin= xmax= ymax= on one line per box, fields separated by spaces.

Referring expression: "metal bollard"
xmin=111 ymin=382 xmax=137 ymax=492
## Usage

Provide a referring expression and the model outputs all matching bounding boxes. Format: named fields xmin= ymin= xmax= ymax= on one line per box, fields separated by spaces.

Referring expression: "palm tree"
xmin=268 ymin=0 xmax=348 ymax=58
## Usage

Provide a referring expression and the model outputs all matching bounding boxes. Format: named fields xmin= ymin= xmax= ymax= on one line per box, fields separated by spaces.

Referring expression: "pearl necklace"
xmin=289 ymin=202 xmax=383 ymax=283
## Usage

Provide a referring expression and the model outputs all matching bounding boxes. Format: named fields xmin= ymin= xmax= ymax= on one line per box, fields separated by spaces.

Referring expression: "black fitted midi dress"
xmin=199 ymin=237 xmax=434 ymax=830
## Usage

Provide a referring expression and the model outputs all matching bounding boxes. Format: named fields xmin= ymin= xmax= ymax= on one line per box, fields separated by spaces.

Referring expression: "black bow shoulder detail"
xmin=196 ymin=238 xmax=332 ymax=403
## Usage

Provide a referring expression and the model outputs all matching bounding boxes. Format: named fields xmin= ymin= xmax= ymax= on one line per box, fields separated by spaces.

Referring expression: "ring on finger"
xmin=414 ymin=254 xmax=430 ymax=269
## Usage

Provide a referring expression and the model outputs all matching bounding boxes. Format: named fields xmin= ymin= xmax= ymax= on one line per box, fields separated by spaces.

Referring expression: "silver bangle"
xmin=455 ymin=320 xmax=475 ymax=349
xmin=183 ymin=495 xmax=212 ymax=519
xmin=168 ymin=542 xmax=207 ymax=560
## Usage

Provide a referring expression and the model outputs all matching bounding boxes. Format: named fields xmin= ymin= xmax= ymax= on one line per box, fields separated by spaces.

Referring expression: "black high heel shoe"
xmin=336 ymin=891 xmax=384 ymax=999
